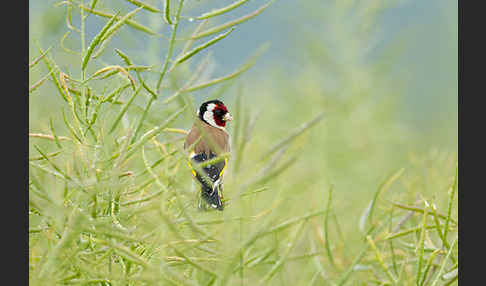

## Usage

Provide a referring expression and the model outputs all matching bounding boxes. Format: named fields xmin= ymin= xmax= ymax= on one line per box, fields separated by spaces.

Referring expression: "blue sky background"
xmin=30 ymin=0 xmax=457 ymax=138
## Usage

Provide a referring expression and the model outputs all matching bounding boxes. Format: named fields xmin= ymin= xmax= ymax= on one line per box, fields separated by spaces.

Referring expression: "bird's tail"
xmin=199 ymin=184 xmax=224 ymax=211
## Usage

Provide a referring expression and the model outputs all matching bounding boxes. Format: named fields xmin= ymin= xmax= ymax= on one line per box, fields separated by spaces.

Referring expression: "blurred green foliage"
xmin=29 ymin=0 xmax=457 ymax=285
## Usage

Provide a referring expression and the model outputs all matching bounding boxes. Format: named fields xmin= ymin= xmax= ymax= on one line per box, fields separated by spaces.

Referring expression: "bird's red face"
xmin=199 ymin=100 xmax=232 ymax=128
xmin=212 ymin=103 xmax=230 ymax=127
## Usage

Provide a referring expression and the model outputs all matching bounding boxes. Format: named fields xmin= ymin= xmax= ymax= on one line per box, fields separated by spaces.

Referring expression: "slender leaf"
xmin=174 ymin=27 xmax=235 ymax=65
xmin=192 ymin=0 xmax=275 ymax=39
xmin=124 ymin=0 xmax=162 ymax=13
xmin=79 ymin=4 xmax=156 ymax=35
xmin=109 ymin=84 xmax=143 ymax=134
xmin=196 ymin=0 xmax=251 ymax=20
xmin=82 ymin=12 xmax=119 ymax=71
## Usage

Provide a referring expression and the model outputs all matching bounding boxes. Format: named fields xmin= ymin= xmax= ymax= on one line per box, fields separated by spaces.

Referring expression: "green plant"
xmin=29 ymin=1 xmax=458 ymax=285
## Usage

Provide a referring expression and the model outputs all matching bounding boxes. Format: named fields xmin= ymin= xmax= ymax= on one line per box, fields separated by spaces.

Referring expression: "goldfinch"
xmin=184 ymin=100 xmax=232 ymax=211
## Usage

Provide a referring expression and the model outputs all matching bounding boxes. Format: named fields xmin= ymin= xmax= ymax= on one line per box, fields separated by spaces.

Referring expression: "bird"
xmin=184 ymin=100 xmax=232 ymax=211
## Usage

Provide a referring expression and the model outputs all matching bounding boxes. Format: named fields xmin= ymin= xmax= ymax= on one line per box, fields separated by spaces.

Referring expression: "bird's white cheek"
xmin=203 ymin=111 xmax=217 ymax=127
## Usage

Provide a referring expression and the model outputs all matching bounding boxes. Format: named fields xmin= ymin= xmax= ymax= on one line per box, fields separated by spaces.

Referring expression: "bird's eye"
xmin=214 ymin=109 xmax=224 ymax=116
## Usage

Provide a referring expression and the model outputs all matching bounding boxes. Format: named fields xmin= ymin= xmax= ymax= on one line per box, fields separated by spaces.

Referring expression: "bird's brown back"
xmin=184 ymin=120 xmax=230 ymax=156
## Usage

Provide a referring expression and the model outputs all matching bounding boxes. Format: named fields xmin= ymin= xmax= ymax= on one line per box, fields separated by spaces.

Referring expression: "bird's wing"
xmin=187 ymin=152 xmax=227 ymax=188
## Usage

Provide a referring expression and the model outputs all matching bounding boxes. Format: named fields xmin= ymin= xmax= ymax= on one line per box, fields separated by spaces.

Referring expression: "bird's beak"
xmin=223 ymin=113 xmax=233 ymax=122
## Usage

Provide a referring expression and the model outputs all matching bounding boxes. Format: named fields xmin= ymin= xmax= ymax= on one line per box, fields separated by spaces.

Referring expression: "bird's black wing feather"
xmin=189 ymin=152 xmax=226 ymax=210
xmin=190 ymin=152 xmax=226 ymax=186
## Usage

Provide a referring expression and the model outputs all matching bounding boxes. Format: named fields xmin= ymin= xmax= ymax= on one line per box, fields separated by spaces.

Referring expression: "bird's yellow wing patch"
xmin=219 ymin=158 xmax=228 ymax=177
xmin=187 ymin=151 xmax=197 ymax=176
xmin=187 ymin=160 xmax=197 ymax=177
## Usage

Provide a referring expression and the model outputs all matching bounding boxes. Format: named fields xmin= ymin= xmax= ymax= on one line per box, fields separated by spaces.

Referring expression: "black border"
xmin=11 ymin=0 xmax=28 ymax=284
xmin=459 ymin=0 xmax=483 ymax=284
